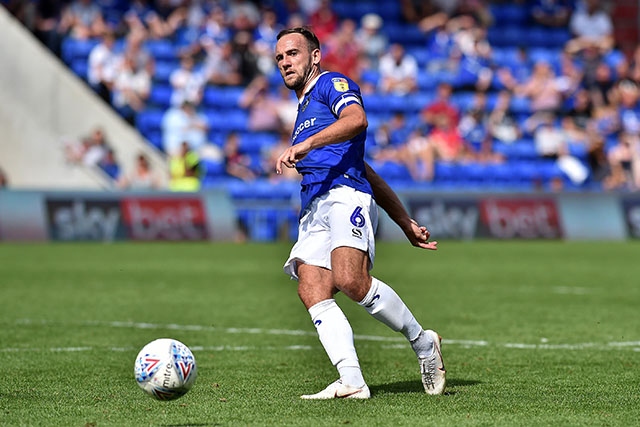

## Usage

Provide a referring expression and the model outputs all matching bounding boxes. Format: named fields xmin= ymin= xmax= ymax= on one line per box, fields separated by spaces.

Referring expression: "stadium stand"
xmin=3 ymin=0 xmax=639 ymax=239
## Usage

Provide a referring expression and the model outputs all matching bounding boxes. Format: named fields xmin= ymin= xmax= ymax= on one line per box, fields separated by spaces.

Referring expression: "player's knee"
xmin=333 ymin=275 xmax=369 ymax=302
xmin=297 ymin=281 xmax=335 ymax=309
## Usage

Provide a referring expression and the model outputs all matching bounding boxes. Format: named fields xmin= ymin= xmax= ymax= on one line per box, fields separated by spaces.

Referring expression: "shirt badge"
xmin=300 ymin=96 xmax=310 ymax=112
xmin=332 ymin=77 xmax=349 ymax=92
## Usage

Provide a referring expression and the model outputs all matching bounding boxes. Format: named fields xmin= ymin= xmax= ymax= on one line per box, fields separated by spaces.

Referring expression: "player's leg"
xmin=297 ymin=263 xmax=369 ymax=399
xmin=283 ymin=192 xmax=369 ymax=399
xmin=324 ymin=188 xmax=446 ymax=395
xmin=358 ymin=276 xmax=445 ymax=394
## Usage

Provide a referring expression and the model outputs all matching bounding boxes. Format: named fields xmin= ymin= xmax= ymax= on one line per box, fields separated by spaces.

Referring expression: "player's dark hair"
xmin=277 ymin=27 xmax=321 ymax=52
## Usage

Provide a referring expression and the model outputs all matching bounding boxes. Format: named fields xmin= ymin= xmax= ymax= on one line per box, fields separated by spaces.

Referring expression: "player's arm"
xmin=276 ymin=104 xmax=366 ymax=173
xmin=365 ymin=161 xmax=438 ymax=250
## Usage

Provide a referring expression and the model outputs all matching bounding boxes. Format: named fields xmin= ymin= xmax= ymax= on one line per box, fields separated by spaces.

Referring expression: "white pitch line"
xmin=6 ymin=319 xmax=640 ymax=353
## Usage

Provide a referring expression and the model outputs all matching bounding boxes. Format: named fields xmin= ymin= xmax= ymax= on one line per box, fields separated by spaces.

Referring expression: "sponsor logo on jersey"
xmin=332 ymin=77 xmax=349 ymax=92
xmin=352 ymin=228 xmax=363 ymax=238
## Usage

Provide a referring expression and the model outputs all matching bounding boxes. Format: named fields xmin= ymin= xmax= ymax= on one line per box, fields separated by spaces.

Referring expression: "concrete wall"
xmin=0 ymin=7 xmax=168 ymax=190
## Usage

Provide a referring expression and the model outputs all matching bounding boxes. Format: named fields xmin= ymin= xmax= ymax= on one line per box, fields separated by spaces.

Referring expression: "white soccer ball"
xmin=134 ymin=338 xmax=197 ymax=401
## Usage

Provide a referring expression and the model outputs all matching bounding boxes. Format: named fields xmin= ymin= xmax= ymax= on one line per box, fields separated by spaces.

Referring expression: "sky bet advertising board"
xmin=406 ymin=197 xmax=563 ymax=240
xmin=45 ymin=196 xmax=210 ymax=241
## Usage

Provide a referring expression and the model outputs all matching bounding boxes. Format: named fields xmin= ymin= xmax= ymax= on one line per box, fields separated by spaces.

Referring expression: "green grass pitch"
xmin=1 ymin=241 xmax=639 ymax=426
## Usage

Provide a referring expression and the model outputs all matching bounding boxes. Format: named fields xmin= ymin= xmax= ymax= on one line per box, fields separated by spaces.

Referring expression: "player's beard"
xmin=284 ymin=59 xmax=314 ymax=92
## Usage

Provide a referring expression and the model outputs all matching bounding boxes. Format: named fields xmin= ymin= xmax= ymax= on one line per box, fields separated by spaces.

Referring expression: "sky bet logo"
xmin=291 ymin=117 xmax=317 ymax=143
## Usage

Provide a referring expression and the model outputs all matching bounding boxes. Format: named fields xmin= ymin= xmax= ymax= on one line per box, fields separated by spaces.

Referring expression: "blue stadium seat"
xmin=153 ymin=61 xmax=178 ymax=83
xmin=71 ymin=59 xmax=89 ymax=80
xmin=490 ymin=3 xmax=531 ymax=26
xmin=203 ymin=86 xmax=244 ymax=109
xmin=238 ymin=132 xmax=279 ymax=154
xmin=136 ymin=109 xmax=165 ymax=135
xmin=148 ymin=85 xmax=173 ymax=109
xmin=145 ymin=39 xmax=176 ymax=61
xmin=61 ymin=38 xmax=99 ymax=64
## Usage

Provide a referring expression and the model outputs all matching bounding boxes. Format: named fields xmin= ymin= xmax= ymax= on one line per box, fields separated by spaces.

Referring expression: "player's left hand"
xmin=406 ymin=219 xmax=438 ymax=250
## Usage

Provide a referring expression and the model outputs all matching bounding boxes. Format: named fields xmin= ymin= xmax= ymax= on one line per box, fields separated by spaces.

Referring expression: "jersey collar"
xmin=299 ymin=71 xmax=329 ymax=103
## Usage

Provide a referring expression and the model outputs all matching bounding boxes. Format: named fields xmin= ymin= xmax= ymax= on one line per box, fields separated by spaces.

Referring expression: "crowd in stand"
xmin=3 ymin=0 xmax=640 ymax=192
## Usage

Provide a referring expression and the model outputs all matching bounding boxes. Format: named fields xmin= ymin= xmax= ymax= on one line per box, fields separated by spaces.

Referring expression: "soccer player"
xmin=274 ymin=27 xmax=445 ymax=399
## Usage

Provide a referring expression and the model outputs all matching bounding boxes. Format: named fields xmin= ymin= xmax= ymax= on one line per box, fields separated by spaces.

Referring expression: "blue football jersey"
xmin=291 ymin=71 xmax=373 ymax=213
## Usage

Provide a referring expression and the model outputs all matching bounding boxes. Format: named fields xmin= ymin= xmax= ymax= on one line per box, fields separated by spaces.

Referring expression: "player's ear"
xmin=311 ymin=48 xmax=321 ymax=66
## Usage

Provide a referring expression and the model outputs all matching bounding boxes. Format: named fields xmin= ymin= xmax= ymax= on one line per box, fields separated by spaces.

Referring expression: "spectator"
xmin=369 ymin=110 xmax=414 ymax=162
xmin=322 ymin=19 xmax=362 ymax=84
xmin=274 ymin=85 xmax=299 ymax=134
xmin=531 ymin=0 xmax=573 ymax=28
xmin=117 ymin=153 xmax=162 ymax=190
xmin=566 ymin=0 xmax=614 ymax=55
xmin=528 ymin=113 xmax=590 ymax=185
xmin=223 ymin=132 xmax=257 ymax=182
xmin=488 ymin=90 xmax=521 ymax=144
xmin=227 ymin=0 xmax=261 ymax=32
xmin=355 ymin=13 xmax=388 ymax=70
xmin=60 ymin=0 xmax=107 ymax=40
xmin=603 ymin=132 xmax=640 ymax=190
xmin=64 ymin=127 xmax=111 ymax=167
xmin=238 ymin=76 xmax=286 ymax=133
xmin=253 ymin=8 xmax=284 ymax=75
xmin=412 ymin=113 xmax=472 ymax=181
xmin=378 ymin=43 xmax=418 ymax=95
xmin=190 ymin=5 xmax=232 ymax=58
xmin=87 ymin=29 xmax=121 ymax=104
xmin=614 ymin=79 xmax=640 ymax=136
xmin=588 ymin=61 xmax=615 ymax=106
xmin=562 ymin=89 xmax=593 ymax=143
xmin=231 ymin=30 xmax=262 ymax=86
xmin=495 ymin=46 xmax=533 ymax=90
xmin=169 ymin=55 xmax=206 ymax=107
xmin=123 ymin=0 xmax=182 ymax=40
xmin=161 ymin=100 xmax=210 ymax=156
xmin=512 ymin=61 xmax=565 ymax=114
xmin=98 ymin=147 xmax=121 ymax=180
xmin=205 ymin=31 xmax=261 ymax=88
xmin=33 ymin=0 xmax=66 ymax=57
xmin=458 ymin=91 xmax=503 ymax=163
xmin=308 ymin=0 xmax=339 ymax=43
xmin=204 ymin=41 xmax=243 ymax=86
xmin=420 ymin=82 xmax=460 ymax=129
xmin=619 ymin=45 xmax=640 ymax=86
xmin=122 ymin=30 xmax=155 ymax=77
xmin=112 ymin=54 xmax=151 ymax=126
xmin=401 ymin=0 xmax=443 ymax=23
xmin=169 ymin=141 xmax=202 ymax=192
xmin=584 ymin=132 xmax=610 ymax=183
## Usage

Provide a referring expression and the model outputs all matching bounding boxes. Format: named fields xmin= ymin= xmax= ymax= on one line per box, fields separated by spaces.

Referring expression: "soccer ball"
xmin=134 ymin=338 xmax=197 ymax=401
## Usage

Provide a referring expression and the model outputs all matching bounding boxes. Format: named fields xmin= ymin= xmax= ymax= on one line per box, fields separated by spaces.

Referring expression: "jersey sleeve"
xmin=319 ymin=73 xmax=363 ymax=117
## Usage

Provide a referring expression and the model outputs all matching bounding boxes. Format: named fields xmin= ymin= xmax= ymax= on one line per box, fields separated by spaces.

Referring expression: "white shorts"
xmin=283 ymin=186 xmax=378 ymax=280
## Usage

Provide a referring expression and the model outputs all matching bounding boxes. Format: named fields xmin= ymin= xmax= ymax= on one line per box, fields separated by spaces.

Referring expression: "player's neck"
xmin=296 ymin=66 xmax=322 ymax=98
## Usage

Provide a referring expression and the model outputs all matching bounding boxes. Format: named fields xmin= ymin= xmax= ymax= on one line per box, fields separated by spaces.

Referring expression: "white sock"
xmin=308 ymin=299 xmax=365 ymax=387
xmin=359 ymin=277 xmax=426 ymax=346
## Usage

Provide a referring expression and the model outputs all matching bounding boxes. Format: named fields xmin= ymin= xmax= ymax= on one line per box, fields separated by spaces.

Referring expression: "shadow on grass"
xmin=370 ymin=378 xmax=480 ymax=396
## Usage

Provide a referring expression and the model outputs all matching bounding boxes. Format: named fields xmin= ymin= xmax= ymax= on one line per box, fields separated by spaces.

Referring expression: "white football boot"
xmin=301 ymin=379 xmax=371 ymax=400
xmin=419 ymin=330 xmax=446 ymax=395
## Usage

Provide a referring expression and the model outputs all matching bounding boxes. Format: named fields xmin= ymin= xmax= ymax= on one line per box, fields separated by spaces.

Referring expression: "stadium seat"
xmin=238 ymin=132 xmax=279 ymax=154
xmin=145 ymin=39 xmax=176 ymax=61
xmin=491 ymin=3 xmax=531 ymax=25
xmin=136 ymin=109 xmax=165 ymax=136
xmin=203 ymin=86 xmax=244 ymax=109
xmin=61 ymin=38 xmax=99 ymax=65
xmin=153 ymin=61 xmax=178 ymax=83
xmin=148 ymin=85 xmax=173 ymax=109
